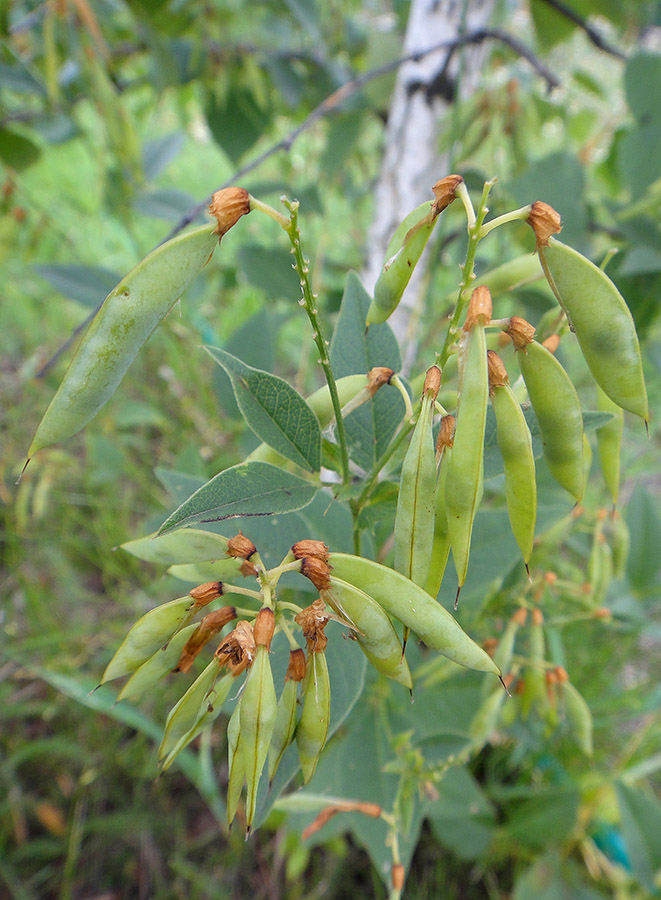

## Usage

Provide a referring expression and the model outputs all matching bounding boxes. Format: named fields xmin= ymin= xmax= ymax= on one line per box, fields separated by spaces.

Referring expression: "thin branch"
xmin=537 ymin=0 xmax=626 ymax=60
xmin=162 ymin=27 xmax=560 ymax=243
xmin=37 ymin=27 xmax=559 ymax=377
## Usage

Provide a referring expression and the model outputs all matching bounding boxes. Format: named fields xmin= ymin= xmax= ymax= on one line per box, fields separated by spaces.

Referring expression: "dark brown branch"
xmin=162 ymin=28 xmax=559 ymax=243
xmin=537 ymin=0 xmax=626 ymax=60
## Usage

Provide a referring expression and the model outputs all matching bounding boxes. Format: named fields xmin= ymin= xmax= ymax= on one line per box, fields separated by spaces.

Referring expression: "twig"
xmin=537 ymin=0 xmax=626 ymax=60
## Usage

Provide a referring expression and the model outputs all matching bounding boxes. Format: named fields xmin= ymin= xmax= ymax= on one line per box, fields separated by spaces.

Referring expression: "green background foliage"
xmin=2 ymin=1 xmax=660 ymax=898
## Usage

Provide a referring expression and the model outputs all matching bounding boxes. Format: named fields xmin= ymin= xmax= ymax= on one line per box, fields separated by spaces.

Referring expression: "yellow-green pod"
xmin=518 ymin=341 xmax=584 ymax=502
xmin=472 ymin=253 xmax=544 ymax=297
xmin=610 ymin=510 xmax=629 ymax=579
xmin=120 ymin=529 xmax=230 ymax=566
xmin=166 ymin=559 xmax=248 ymax=584
xmin=226 ymin=701 xmax=244 ymax=826
xmin=520 ymin=609 xmax=546 ymax=720
xmin=488 ymin=351 xmax=537 ymax=565
xmin=393 ymin=366 xmax=441 ymax=588
xmin=469 ymin=686 xmax=507 ymax=747
xmin=595 ymin=386 xmax=624 ymax=505
xmin=424 ymin=415 xmax=455 ymax=599
xmin=328 ymin=553 xmax=500 ymax=676
xmin=101 ymin=596 xmax=194 ymax=684
xmin=268 ymin=679 xmax=299 ymax=783
xmin=160 ymin=671 xmax=234 ymax=771
xmin=296 ymin=649 xmax=330 ymax=783
xmin=159 ymin=660 xmax=224 ymax=763
xmin=28 ymin=224 xmax=220 ymax=458
xmin=445 ymin=288 xmax=490 ymax=590
xmin=325 ymin=578 xmax=412 ymax=689
xmin=367 ymin=201 xmax=441 ymax=326
xmin=587 ymin=527 xmax=613 ymax=609
xmin=561 ymin=680 xmax=593 ymax=756
xmin=240 ymin=644 xmax=277 ymax=829
xmin=538 ymin=238 xmax=648 ymax=421
xmin=117 ymin=623 xmax=197 ymax=702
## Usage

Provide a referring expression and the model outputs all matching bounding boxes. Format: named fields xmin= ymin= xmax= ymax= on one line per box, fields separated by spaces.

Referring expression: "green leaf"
xmin=616 ymin=780 xmax=661 ymax=892
xmin=0 ymin=127 xmax=41 ymax=171
xmin=34 ymin=264 xmax=121 ymax=309
xmin=514 ymin=850 xmax=605 ymax=900
xmin=205 ymin=85 xmax=265 ymax=163
xmin=133 ymin=188 xmax=198 ymax=221
xmin=157 ymin=462 xmax=318 ymax=534
xmin=236 ymin=245 xmax=300 ymax=299
xmin=625 ymin=53 xmax=661 ymax=124
xmin=504 ymin=786 xmax=580 ymax=848
xmin=626 ymin=482 xmax=661 ymax=592
xmin=205 ymin=346 xmax=321 ymax=471
xmin=142 ymin=132 xmax=185 ymax=180
xmin=618 ymin=123 xmax=661 ymax=197
xmin=120 ymin=528 xmax=230 ymax=565
xmin=329 ymin=271 xmax=403 ymax=471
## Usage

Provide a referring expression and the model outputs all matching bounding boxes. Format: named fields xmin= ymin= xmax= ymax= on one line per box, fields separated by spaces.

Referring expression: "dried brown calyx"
xmin=431 ymin=174 xmax=463 ymax=215
xmin=487 ymin=350 xmax=509 ymax=393
xmin=367 ymin=367 xmax=394 ymax=395
xmin=253 ymin=608 xmax=275 ymax=649
xmin=285 ymin=648 xmax=307 ymax=683
xmin=174 ymin=606 xmax=237 ymax=673
xmin=435 ymin=414 xmax=456 ymax=453
xmin=464 ymin=285 xmax=492 ymax=331
xmin=300 ymin=556 xmax=332 ymax=591
xmin=505 ymin=316 xmax=536 ymax=351
xmin=227 ymin=531 xmax=257 ymax=560
xmin=189 ymin=581 xmax=224 ymax=610
xmin=291 ymin=540 xmax=330 ymax=562
xmin=215 ymin=619 xmax=256 ymax=676
xmin=423 ymin=365 xmax=442 ymax=400
xmin=528 ymin=201 xmax=562 ymax=247
xmin=209 ymin=187 xmax=251 ymax=239
xmin=295 ymin=597 xmax=329 ymax=652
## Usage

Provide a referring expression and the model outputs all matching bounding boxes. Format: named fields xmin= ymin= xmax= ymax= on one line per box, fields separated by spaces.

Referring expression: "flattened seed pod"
xmin=328 ymin=554 xmax=500 ymax=676
xmin=537 ymin=237 xmax=648 ymax=421
xmin=516 ymin=339 xmax=584 ymax=502
xmin=595 ymin=386 xmax=624 ymax=505
xmin=393 ymin=366 xmax=441 ymax=588
xmin=268 ymin=649 xmax=306 ymax=782
xmin=445 ymin=288 xmax=490 ymax=593
xmin=158 ymin=660 xmax=228 ymax=765
xmin=296 ymin=648 xmax=331 ymax=783
xmin=226 ymin=701 xmax=245 ymax=826
xmin=325 ymin=578 xmax=412 ymax=689
xmin=240 ymin=643 xmax=277 ymax=830
xmin=424 ymin=414 xmax=455 ymax=599
xmin=487 ymin=350 xmax=537 ymax=565
xmin=117 ymin=623 xmax=197 ymax=702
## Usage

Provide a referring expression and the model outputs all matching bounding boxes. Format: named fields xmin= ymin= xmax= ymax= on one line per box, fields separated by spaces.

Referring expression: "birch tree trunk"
xmin=364 ymin=0 xmax=494 ymax=369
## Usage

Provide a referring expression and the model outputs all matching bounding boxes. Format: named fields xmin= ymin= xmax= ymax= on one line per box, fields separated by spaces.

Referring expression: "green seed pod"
xmin=159 ymin=662 xmax=233 ymax=768
xmin=609 ymin=510 xmax=630 ymax=579
xmin=117 ymin=623 xmax=197 ymax=702
xmin=166 ymin=559 xmax=251 ymax=584
xmin=367 ymin=175 xmax=462 ymax=325
xmin=101 ymin=596 xmax=195 ymax=684
xmin=424 ymin=415 xmax=455 ymax=599
xmin=325 ymin=578 xmax=412 ymax=689
xmin=520 ymin=608 xmax=546 ymax=720
xmin=537 ymin=238 xmax=648 ymax=421
xmin=226 ymin=701 xmax=245 ymax=826
xmin=517 ymin=340 xmax=584 ymax=502
xmin=481 ymin=609 xmax=526 ymax=700
xmin=487 ymin=351 xmax=537 ymax=565
xmin=587 ymin=527 xmax=613 ymax=609
xmin=469 ymin=685 xmax=507 ymax=747
xmin=472 ymin=252 xmax=544 ymax=297
xmin=394 ymin=366 xmax=441 ymax=588
xmin=240 ymin=643 xmax=277 ymax=829
xmin=328 ymin=553 xmax=500 ymax=676
xmin=120 ymin=529 xmax=230 ymax=566
xmin=268 ymin=650 xmax=305 ymax=783
xmin=28 ymin=224 xmax=220 ymax=458
xmin=561 ymin=679 xmax=593 ymax=756
xmin=296 ymin=648 xmax=331 ymax=783
xmin=445 ymin=287 xmax=490 ymax=590
xmin=595 ymin=386 xmax=624 ymax=505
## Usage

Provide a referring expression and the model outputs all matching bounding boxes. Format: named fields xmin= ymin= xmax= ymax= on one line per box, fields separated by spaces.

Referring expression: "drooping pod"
xmin=509 ymin=322 xmax=584 ymax=502
xmin=268 ymin=648 xmax=306 ymax=783
xmin=444 ymin=286 xmax=491 ymax=596
xmin=327 ymin=553 xmax=500 ymax=676
xmin=558 ymin=671 xmax=593 ymax=757
xmin=226 ymin=700 xmax=245 ymax=826
xmin=28 ymin=224 xmax=222 ymax=458
xmin=529 ymin=205 xmax=648 ymax=422
xmin=366 ymin=175 xmax=462 ymax=325
xmin=424 ymin=414 xmax=455 ymax=599
xmin=325 ymin=578 xmax=412 ymax=689
xmin=487 ymin=350 xmax=537 ymax=567
xmin=393 ymin=365 xmax=441 ymax=588
xmin=296 ymin=646 xmax=331 ymax=783
xmin=239 ymin=609 xmax=277 ymax=831
xmin=117 ymin=623 xmax=198 ymax=703
xmin=595 ymin=385 xmax=624 ymax=505
xmin=520 ymin=607 xmax=546 ymax=720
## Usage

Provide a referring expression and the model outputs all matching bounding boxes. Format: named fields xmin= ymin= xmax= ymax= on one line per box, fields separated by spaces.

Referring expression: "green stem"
xmin=283 ymin=199 xmax=351 ymax=486
xmin=438 ymin=179 xmax=496 ymax=368
xmin=478 ymin=203 xmax=532 ymax=238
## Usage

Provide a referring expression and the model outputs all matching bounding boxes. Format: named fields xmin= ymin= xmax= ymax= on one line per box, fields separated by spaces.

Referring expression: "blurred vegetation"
xmin=2 ymin=1 xmax=661 ymax=898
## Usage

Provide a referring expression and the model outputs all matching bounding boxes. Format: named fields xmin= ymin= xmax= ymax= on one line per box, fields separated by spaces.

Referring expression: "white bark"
xmin=364 ymin=0 xmax=494 ymax=369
